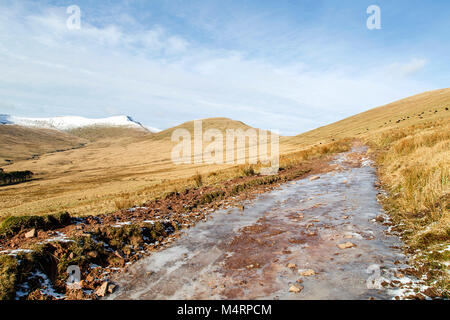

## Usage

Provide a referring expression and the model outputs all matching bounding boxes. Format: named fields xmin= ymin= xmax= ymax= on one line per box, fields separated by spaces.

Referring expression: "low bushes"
xmin=0 ymin=170 xmax=33 ymax=186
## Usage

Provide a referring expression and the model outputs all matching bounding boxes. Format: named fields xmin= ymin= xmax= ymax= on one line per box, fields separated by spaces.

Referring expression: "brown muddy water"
xmin=109 ymin=147 xmax=417 ymax=300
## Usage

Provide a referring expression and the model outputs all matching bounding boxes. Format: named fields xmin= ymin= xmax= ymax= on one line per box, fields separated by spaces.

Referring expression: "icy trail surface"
xmin=110 ymin=146 xmax=416 ymax=300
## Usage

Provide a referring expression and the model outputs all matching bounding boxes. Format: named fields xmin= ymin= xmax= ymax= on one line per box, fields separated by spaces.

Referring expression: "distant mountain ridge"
xmin=0 ymin=114 xmax=159 ymax=132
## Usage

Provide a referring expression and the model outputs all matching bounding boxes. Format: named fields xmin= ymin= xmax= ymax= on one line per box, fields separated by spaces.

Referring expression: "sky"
xmin=0 ymin=0 xmax=449 ymax=135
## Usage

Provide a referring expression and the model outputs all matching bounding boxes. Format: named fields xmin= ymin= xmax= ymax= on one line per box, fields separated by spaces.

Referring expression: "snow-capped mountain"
xmin=0 ymin=115 xmax=159 ymax=132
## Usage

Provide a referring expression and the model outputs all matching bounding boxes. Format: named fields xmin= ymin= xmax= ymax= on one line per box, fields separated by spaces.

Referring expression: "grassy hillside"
xmin=285 ymin=87 xmax=449 ymax=293
xmin=67 ymin=125 xmax=151 ymax=142
xmin=367 ymin=119 xmax=449 ymax=293
xmin=284 ymin=88 xmax=450 ymax=150
xmin=0 ymin=118 xmax=274 ymax=217
xmin=0 ymin=125 xmax=87 ymax=165
xmin=151 ymin=117 xmax=254 ymax=140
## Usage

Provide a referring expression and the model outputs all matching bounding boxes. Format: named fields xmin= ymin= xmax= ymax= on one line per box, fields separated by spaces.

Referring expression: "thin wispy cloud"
xmin=387 ymin=59 xmax=428 ymax=77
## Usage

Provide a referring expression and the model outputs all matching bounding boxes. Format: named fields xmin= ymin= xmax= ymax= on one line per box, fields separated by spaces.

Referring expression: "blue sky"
xmin=0 ymin=0 xmax=449 ymax=135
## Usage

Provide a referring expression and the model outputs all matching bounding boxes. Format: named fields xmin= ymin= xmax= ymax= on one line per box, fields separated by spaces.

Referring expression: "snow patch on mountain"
xmin=0 ymin=115 xmax=159 ymax=132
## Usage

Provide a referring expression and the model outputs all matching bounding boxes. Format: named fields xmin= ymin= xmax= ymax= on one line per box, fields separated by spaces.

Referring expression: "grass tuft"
xmin=0 ymin=212 xmax=71 ymax=238
xmin=240 ymin=165 xmax=256 ymax=177
xmin=193 ymin=172 xmax=203 ymax=188
xmin=0 ymin=255 xmax=19 ymax=300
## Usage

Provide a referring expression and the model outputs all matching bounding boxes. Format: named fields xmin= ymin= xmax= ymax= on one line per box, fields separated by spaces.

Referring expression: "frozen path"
xmin=109 ymin=146 xmax=414 ymax=300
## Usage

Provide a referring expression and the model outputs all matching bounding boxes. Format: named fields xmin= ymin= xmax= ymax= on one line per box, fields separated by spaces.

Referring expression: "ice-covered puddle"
xmin=108 ymin=147 xmax=425 ymax=300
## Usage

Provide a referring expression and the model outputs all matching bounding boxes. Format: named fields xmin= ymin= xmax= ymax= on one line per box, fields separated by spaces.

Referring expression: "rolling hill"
xmin=283 ymin=88 xmax=450 ymax=151
xmin=151 ymin=117 xmax=256 ymax=140
xmin=66 ymin=126 xmax=153 ymax=142
xmin=0 ymin=125 xmax=87 ymax=165
xmin=0 ymin=117 xmax=260 ymax=217
xmin=0 ymin=115 xmax=158 ymax=164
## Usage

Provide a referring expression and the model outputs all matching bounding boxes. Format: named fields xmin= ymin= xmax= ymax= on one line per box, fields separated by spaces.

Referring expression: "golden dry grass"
xmin=0 ymin=118 xmax=276 ymax=217
xmin=151 ymin=117 xmax=254 ymax=140
xmin=1 ymin=89 xmax=448 ymax=234
xmin=355 ymin=90 xmax=449 ymax=294
xmin=366 ymin=119 xmax=449 ymax=294
xmin=284 ymin=87 xmax=449 ymax=259
xmin=283 ymin=88 xmax=450 ymax=150
xmin=0 ymin=125 xmax=87 ymax=165
xmin=67 ymin=125 xmax=151 ymax=142
xmin=368 ymin=121 xmax=449 ymax=247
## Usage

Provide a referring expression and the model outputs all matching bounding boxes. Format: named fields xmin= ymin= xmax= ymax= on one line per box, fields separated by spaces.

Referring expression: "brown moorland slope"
xmin=283 ymin=88 xmax=450 ymax=150
xmin=0 ymin=118 xmax=271 ymax=217
xmin=283 ymin=87 xmax=449 ymax=292
xmin=67 ymin=125 xmax=152 ymax=142
xmin=0 ymin=125 xmax=87 ymax=165
xmin=285 ymin=89 xmax=450 ymax=282
xmin=151 ymin=117 xmax=254 ymax=141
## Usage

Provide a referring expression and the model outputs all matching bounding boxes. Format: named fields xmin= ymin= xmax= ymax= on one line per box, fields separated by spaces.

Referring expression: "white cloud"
xmin=0 ymin=3 xmax=433 ymax=135
xmin=167 ymin=36 xmax=189 ymax=53
xmin=386 ymin=58 xmax=427 ymax=77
